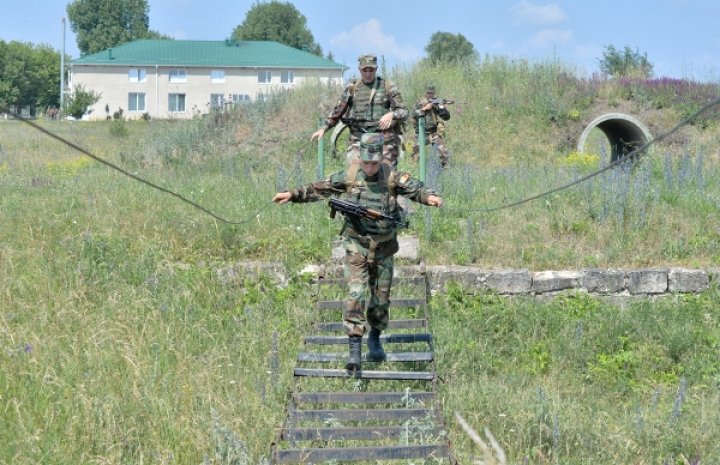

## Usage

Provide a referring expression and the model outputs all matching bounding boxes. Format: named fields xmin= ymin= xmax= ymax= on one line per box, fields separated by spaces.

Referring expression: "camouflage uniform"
xmin=320 ymin=54 xmax=408 ymax=169
xmin=287 ymin=134 xmax=438 ymax=337
xmin=412 ymin=85 xmax=451 ymax=167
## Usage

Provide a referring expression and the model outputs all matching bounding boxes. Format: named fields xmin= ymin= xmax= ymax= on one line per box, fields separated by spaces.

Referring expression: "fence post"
xmin=317 ymin=118 xmax=325 ymax=180
xmin=418 ymin=117 xmax=426 ymax=183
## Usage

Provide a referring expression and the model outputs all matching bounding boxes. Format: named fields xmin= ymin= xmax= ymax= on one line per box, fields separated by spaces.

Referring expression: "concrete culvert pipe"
xmin=577 ymin=113 xmax=653 ymax=162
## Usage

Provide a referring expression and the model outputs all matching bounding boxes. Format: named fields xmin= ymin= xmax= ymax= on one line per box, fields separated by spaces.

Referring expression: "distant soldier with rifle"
xmin=311 ymin=54 xmax=408 ymax=169
xmin=412 ymin=84 xmax=452 ymax=167
xmin=272 ymin=133 xmax=443 ymax=371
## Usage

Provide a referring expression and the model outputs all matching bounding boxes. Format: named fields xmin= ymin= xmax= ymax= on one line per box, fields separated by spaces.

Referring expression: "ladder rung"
xmin=294 ymin=368 xmax=434 ymax=381
xmin=312 ymin=318 xmax=426 ymax=332
xmin=292 ymin=391 xmax=435 ymax=405
xmin=281 ymin=425 xmax=442 ymax=441
xmin=274 ymin=444 xmax=449 ymax=463
xmin=290 ymin=408 xmax=431 ymax=422
xmin=316 ymin=297 xmax=425 ymax=310
xmin=298 ymin=351 xmax=433 ymax=363
xmin=316 ymin=276 xmax=426 ymax=286
xmin=304 ymin=333 xmax=431 ymax=345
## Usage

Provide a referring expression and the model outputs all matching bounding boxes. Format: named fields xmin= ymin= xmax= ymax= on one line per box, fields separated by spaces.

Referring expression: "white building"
xmin=69 ymin=39 xmax=347 ymax=120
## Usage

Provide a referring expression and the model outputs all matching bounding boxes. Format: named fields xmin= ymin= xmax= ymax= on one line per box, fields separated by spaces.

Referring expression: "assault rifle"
xmin=428 ymin=98 xmax=454 ymax=106
xmin=329 ymin=198 xmax=408 ymax=228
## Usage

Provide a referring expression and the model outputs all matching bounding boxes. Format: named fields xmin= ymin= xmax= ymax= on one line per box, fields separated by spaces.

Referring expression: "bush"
xmin=108 ymin=118 xmax=129 ymax=137
xmin=64 ymin=84 xmax=101 ymax=120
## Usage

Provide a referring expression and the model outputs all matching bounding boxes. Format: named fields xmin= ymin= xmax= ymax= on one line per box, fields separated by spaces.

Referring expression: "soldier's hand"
xmin=378 ymin=112 xmax=394 ymax=130
xmin=311 ymin=128 xmax=325 ymax=142
xmin=422 ymin=103 xmax=433 ymax=112
xmin=272 ymin=192 xmax=292 ymax=204
xmin=427 ymin=195 xmax=443 ymax=207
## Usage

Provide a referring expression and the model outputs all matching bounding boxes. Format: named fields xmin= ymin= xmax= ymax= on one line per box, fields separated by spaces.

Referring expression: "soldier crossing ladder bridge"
xmin=270 ymin=261 xmax=457 ymax=464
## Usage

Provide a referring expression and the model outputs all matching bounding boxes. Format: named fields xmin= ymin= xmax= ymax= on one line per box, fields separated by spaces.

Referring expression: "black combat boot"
xmin=345 ymin=335 xmax=362 ymax=371
xmin=367 ymin=327 xmax=387 ymax=362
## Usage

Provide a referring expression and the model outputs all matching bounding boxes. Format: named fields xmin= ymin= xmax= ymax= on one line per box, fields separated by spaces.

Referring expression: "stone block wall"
xmin=309 ymin=264 xmax=716 ymax=297
xmin=423 ymin=266 xmax=714 ymax=296
xmin=222 ymin=261 xmax=717 ymax=298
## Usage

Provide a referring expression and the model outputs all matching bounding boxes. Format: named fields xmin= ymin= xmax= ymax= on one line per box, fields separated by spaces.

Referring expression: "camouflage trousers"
xmin=411 ymin=133 xmax=449 ymax=167
xmin=341 ymin=235 xmax=397 ymax=337
xmin=346 ymin=132 xmax=401 ymax=169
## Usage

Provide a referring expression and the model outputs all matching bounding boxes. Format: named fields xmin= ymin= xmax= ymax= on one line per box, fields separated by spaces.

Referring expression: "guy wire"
xmin=443 ymin=95 xmax=720 ymax=214
xmin=8 ymin=95 xmax=720 ymax=222
xmin=6 ymin=109 xmax=288 ymax=226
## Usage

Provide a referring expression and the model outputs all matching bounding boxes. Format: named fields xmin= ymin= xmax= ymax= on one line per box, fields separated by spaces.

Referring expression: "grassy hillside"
xmin=1 ymin=59 xmax=719 ymax=464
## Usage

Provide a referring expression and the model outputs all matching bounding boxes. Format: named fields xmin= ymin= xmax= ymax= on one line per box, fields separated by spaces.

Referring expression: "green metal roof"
xmin=71 ymin=39 xmax=348 ymax=70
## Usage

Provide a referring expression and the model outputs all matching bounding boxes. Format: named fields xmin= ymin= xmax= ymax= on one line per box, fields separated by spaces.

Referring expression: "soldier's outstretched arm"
xmin=394 ymin=171 xmax=442 ymax=206
xmin=426 ymin=195 xmax=443 ymax=207
xmin=313 ymin=85 xmax=353 ymax=140
xmin=272 ymin=191 xmax=293 ymax=204
xmin=273 ymin=171 xmax=348 ymax=204
xmin=310 ymin=127 xmax=325 ymax=142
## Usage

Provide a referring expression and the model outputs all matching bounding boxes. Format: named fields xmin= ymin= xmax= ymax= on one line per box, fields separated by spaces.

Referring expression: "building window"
xmin=211 ymin=70 xmax=225 ymax=83
xmin=168 ymin=93 xmax=186 ymax=112
xmin=128 ymin=93 xmax=146 ymax=112
xmin=229 ymin=94 xmax=251 ymax=104
xmin=258 ymin=70 xmax=272 ymax=84
xmin=280 ymin=70 xmax=294 ymax=84
xmin=129 ymin=68 xmax=147 ymax=83
xmin=169 ymin=69 xmax=187 ymax=83
xmin=210 ymin=93 xmax=225 ymax=109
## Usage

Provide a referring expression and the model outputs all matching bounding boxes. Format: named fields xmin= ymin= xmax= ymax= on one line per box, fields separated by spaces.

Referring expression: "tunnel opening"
xmin=577 ymin=113 xmax=653 ymax=162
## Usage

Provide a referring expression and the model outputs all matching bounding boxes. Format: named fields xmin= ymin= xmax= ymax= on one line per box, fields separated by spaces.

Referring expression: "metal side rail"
xmin=270 ymin=262 xmax=457 ymax=464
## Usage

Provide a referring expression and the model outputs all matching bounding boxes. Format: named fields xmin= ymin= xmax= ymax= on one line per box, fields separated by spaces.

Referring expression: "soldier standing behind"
xmin=311 ymin=54 xmax=408 ymax=169
xmin=272 ymin=133 xmax=443 ymax=371
xmin=412 ymin=84 xmax=451 ymax=167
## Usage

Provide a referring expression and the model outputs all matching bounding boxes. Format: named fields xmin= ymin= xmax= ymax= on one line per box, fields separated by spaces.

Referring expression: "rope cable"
xmin=6 ymin=110 xmax=282 ymax=225
xmin=443 ymin=96 xmax=720 ymax=214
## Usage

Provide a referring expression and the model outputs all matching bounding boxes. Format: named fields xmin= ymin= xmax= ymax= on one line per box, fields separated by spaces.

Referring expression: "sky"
xmin=3 ymin=0 xmax=720 ymax=81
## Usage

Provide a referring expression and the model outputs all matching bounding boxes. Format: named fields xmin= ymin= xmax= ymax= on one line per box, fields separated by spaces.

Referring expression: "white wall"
xmin=69 ymin=65 xmax=345 ymax=120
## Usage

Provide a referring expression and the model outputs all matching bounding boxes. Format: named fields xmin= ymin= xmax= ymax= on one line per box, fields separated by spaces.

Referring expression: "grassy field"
xmin=1 ymin=59 xmax=719 ymax=464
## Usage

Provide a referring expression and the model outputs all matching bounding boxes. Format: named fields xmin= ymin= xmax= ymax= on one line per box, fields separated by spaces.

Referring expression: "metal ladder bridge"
xmin=271 ymin=263 xmax=456 ymax=464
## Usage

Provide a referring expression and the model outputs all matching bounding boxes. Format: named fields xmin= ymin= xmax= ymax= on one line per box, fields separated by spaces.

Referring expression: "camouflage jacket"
xmin=412 ymin=97 xmax=450 ymax=133
xmin=289 ymin=164 xmax=436 ymax=237
xmin=322 ymin=77 xmax=408 ymax=137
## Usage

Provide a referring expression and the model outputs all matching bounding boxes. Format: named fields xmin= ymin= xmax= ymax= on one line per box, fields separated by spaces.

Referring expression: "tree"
xmin=67 ymin=0 xmax=171 ymax=55
xmin=0 ymin=40 xmax=61 ymax=113
xmin=425 ymin=32 xmax=477 ymax=65
xmin=231 ymin=1 xmax=322 ymax=56
xmin=65 ymin=84 xmax=101 ymax=119
xmin=599 ymin=45 xmax=653 ymax=79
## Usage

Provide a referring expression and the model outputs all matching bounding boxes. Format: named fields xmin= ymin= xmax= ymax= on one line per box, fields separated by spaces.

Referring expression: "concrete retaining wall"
xmin=424 ymin=266 xmax=715 ymax=296
xmin=218 ymin=261 xmax=717 ymax=297
xmin=306 ymin=264 xmax=718 ymax=297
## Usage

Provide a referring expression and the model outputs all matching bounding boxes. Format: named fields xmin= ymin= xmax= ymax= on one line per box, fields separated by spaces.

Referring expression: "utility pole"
xmin=60 ymin=17 xmax=66 ymax=111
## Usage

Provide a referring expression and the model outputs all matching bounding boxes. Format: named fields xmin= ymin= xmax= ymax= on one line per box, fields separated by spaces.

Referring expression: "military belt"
xmin=344 ymin=228 xmax=396 ymax=263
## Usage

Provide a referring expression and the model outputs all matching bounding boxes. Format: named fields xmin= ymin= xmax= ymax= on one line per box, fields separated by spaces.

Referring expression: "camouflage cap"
xmin=358 ymin=54 xmax=378 ymax=69
xmin=425 ymin=84 xmax=436 ymax=93
xmin=359 ymin=132 xmax=384 ymax=162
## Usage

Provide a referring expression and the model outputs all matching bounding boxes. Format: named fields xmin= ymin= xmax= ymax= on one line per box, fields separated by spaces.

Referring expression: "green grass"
xmin=434 ymin=286 xmax=720 ymax=464
xmin=2 ymin=59 xmax=720 ymax=464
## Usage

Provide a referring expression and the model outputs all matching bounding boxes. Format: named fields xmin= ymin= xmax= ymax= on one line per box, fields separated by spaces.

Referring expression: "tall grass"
xmin=1 ymin=57 xmax=719 ymax=464
xmin=434 ymin=285 xmax=720 ymax=464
